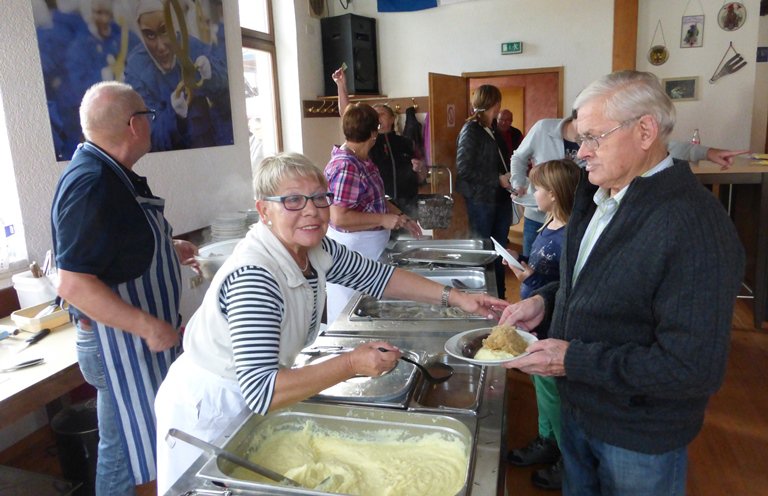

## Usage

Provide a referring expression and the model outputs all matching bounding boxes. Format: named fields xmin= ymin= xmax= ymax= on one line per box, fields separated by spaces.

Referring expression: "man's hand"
xmin=143 ymin=318 xmax=180 ymax=352
xmin=503 ymin=338 xmax=568 ymax=376
xmin=706 ymin=148 xmax=749 ymax=169
xmin=498 ymin=295 xmax=545 ymax=331
xmin=174 ymin=239 xmax=199 ymax=273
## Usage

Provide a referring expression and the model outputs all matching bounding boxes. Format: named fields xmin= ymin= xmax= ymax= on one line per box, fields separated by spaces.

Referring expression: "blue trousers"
xmin=464 ymin=194 xmax=512 ymax=298
xmin=560 ymin=408 xmax=687 ymax=496
xmin=76 ymin=327 xmax=135 ymax=496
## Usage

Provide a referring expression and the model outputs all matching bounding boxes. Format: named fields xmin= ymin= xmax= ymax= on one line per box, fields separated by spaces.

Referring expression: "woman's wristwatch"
xmin=441 ymin=285 xmax=452 ymax=307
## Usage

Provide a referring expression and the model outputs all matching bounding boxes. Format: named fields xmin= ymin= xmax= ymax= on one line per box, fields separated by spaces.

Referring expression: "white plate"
xmin=512 ymin=194 xmax=538 ymax=208
xmin=490 ymin=236 xmax=524 ymax=271
xmin=444 ymin=327 xmax=538 ymax=366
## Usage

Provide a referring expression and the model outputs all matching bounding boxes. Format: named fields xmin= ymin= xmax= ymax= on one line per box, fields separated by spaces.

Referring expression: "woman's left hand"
xmin=451 ymin=291 xmax=510 ymax=320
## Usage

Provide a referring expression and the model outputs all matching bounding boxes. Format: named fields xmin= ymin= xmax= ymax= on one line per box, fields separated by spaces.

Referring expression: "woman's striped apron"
xmin=85 ymin=143 xmax=182 ymax=484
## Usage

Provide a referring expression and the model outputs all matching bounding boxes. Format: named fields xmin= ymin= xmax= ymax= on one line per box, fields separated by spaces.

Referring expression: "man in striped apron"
xmin=52 ymin=81 xmax=197 ymax=495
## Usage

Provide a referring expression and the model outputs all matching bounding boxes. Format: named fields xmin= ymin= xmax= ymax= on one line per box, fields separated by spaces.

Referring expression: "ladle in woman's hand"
xmin=377 ymin=347 xmax=454 ymax=384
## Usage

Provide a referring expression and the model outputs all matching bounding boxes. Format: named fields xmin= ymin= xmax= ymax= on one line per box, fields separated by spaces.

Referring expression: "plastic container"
xmin=194 ymin=238 xmax=241 ymax=279
xmin=11 ymin=270 xmax=58 ymax=308
xmin=11 ymin=301 xmax=69 ymax=332
xmin=50 ymin=400 xmax=99 ymax=496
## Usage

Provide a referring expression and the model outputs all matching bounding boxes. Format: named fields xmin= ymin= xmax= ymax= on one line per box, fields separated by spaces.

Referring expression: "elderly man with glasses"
xmin=499 ymin=71 xmax=744 ymax=495
xmin=52 ymin=81 xmax=198 ymax=495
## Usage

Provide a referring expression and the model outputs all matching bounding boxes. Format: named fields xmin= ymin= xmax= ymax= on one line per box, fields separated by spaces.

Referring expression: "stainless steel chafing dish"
xmin=293 ymin=337 xmax=485 ymax=416
xmin=195 ymin=402 xmax=476 ymax=496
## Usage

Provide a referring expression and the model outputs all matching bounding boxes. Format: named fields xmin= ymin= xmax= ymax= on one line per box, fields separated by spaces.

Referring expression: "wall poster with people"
xmin=32 ymin=0 xmax=233 ymax=161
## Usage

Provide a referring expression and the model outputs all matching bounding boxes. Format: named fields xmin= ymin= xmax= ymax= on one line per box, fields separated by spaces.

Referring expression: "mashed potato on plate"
xmin=473 ymin=325 xmax=529 ymax=360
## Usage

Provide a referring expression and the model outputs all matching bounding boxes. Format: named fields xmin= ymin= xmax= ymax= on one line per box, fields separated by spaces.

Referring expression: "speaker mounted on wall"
xmin=321 ymin=14 xmax=380 ymax=96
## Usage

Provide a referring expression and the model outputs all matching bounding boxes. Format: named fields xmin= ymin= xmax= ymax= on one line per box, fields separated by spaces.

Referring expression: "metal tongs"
xmin=710 ymin=42 xmax=747 ymax=83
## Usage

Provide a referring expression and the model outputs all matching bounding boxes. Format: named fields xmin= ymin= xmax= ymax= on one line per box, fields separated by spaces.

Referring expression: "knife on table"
xmin=15 ymin=328 xmax=51 ymax=354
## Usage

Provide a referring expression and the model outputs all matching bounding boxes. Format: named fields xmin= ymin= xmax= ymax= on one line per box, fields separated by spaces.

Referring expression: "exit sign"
xmin=502 ymin=41 xmax=523 ymax=55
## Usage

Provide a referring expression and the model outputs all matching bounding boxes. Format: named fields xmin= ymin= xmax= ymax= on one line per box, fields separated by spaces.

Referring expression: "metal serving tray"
xmin=388 ymin=239 xmax=486 ymax=253
xmin=391 ymin=248 xmax=497 ymax=267
xmin=197 ymin=402 xmax=475 ymax=495
xmin=293 ymin=339 xmax=420 ymax=409
xmin=348 ymin=295 xmax=486 ymax=321
xmin=409 ymin=353 xmax=486 ymax=415
xmin=404 ymin=267 xmax=488 ymax=292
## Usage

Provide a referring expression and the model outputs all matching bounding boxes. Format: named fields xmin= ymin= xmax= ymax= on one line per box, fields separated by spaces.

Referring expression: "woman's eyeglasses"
xmin=263 ymin=192 xmax=334 ymax=211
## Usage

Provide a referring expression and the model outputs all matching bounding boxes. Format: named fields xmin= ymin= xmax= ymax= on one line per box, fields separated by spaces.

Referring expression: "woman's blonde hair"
xmin=465 ymin=84 xmax=502 ymax=123
xmin=529 ymin=159 xmax=581 ymax=227
xmin=252 ymin=152 xmax=327 ymax=200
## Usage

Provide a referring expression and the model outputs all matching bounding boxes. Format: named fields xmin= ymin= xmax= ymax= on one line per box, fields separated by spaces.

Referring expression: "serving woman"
xmin=155 ymin=153 xmax=508 ymax=493
xmin=323 ymin=102 xmax=421 ymax=324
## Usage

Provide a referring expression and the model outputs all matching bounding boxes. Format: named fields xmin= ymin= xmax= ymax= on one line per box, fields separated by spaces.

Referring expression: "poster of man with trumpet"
xmin=33 ymin=0 xmax=232 ymax=160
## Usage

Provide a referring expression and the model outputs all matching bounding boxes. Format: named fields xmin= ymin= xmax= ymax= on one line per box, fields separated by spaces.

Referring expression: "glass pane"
xmin=243 ymin=47 xmax=278 ymax=176
xmin=239 ymin=0 xmax=269 ymax=34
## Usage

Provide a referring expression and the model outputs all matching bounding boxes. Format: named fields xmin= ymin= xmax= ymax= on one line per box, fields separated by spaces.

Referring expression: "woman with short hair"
xmin=155 ymin=152 xmax=508 ymax=493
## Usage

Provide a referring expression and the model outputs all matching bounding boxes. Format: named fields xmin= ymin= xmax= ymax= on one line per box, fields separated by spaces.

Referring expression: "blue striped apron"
xmin=85 ymin=143 xmax=182 ymax=484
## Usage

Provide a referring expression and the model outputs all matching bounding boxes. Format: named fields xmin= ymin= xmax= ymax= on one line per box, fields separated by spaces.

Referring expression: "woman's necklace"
xmin=299 ymin=256 xmax=310 ymax=273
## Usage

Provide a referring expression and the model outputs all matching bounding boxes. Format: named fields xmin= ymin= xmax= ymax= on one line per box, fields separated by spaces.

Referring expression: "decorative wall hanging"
xmin=680 ymin=0 xmax=705 ymax=48
xmin=681 ymin=15 xmax=705 ymax=47
xmin=710 ymin=42 xmax=747 ymax=82
xmin=718 ymin=2 xmax=747 ymax=31
xmin=662 ymin=77 xmax=699 ymax=101
xmin=648 ymin=20 xmax=669 ymax=65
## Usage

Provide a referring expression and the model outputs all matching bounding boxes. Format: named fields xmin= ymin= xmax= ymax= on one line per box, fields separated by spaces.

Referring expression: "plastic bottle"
xmin=691 ymin=128 xmax=701 ymax=145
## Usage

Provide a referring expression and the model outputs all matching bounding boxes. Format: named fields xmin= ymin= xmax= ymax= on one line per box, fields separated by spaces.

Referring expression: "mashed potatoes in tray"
xmin=474 ymin=324 xmax=529 ymax=360
xmin=232 ymin=421 xmax=468 ymax=496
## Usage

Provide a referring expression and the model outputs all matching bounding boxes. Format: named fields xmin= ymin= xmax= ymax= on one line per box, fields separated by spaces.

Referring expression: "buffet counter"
xmin=166 ymin=239 xmax=509 ymax=495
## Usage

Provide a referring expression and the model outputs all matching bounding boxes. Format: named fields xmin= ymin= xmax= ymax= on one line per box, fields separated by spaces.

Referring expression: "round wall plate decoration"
xmin=649 ymin=45 xmax=669 ymax=66
xmin=718 ymin=2 xmax=746 ymax=31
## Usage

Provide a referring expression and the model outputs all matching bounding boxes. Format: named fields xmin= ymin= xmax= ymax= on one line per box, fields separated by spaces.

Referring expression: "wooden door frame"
xmin=461 ymin=66 xmax=565 ymax=118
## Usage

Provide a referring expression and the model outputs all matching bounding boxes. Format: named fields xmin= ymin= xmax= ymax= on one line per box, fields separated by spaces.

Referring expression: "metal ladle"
xmin=378 ymin=347 xmax=454 ymax=384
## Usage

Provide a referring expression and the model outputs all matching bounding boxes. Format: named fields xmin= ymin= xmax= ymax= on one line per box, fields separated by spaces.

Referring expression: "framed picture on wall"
xmin=662 ymin=77 xmax=699 ymax=102
xmin=31 ymin=0 xmax=233 ymax=161
xmin=681 ymin=15 xmax=704 ymax=48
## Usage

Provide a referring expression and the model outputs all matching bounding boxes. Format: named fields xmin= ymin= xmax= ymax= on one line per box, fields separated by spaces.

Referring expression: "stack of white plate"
xmin=211 ymin=212 xmax=247 ymax=241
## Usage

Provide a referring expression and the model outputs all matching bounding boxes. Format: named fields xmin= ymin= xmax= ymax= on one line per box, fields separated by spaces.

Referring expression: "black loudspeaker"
xmin=321 ymin=14 xmax=379 ymax=96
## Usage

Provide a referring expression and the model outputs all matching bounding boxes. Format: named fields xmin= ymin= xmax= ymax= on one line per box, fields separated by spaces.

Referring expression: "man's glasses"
xmin=576 ymin=116 xmax=642 ymax=151
xmin=263 ymin=192 xmax=334 ymax=211
xmin=128 ymin=109 xmax=156 ymax=125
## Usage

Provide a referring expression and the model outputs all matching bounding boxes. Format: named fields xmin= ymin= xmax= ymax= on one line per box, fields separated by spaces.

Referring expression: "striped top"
xmin=217 ymin=237 xmax=393 ymax=414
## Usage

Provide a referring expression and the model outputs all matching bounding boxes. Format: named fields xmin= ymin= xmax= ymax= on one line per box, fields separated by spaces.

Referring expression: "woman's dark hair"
xmin=342 ymin=103 xmax=379 ymax=142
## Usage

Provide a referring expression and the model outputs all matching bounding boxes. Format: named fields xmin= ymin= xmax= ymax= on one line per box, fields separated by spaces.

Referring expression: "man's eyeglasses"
xmin=576 ymin=116 xmax=642 ymax=151
xmin=128 ymin=109 xmax=156 ymax=125
xmin=263 ymin=192 xmax=334 ymax=211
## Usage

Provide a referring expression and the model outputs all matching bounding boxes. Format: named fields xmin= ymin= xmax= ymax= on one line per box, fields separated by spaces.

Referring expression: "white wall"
xmin=637 ymin=0 xmax=761 ymax=150
xmin=0 ymin=0 xmax=253 ymax=265
xmin=290 ymin=0 xmax=616 ymax=163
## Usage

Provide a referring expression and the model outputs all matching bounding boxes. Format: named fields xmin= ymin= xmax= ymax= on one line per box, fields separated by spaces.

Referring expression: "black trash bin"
xmin=50 ymin=400 xmax=99 ymax=496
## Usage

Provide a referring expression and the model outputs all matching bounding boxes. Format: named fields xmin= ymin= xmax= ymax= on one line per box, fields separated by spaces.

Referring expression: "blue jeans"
xmin=76 ymin=327 xmax=135 ymax=496
xmin=464 ymin=194 xmax=512 ymax=298
xmin=560 ymin=409 xmax=687 ymax=496
xmin=522 ymin=217 xmax=544 ymax=257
